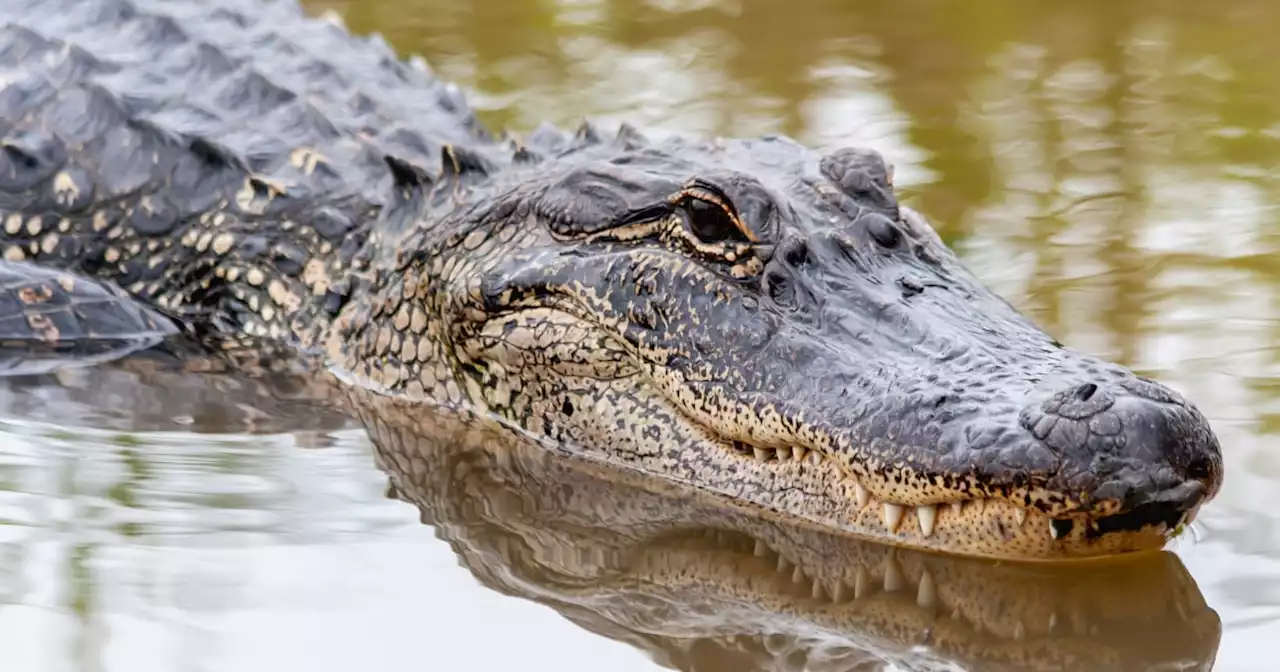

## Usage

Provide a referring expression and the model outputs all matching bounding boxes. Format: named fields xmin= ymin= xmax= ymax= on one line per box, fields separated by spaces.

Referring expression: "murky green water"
xmin=4 ymin=0 xmax=1279 ymax=669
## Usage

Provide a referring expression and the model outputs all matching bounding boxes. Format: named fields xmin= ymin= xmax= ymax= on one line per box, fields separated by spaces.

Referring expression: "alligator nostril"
xmin=1186 ymin=454 xmax=1215 ymax=482
xmin=781 ymin=238 xmax=810 ymax=268
xmin=763 ymin=268 xmax=795 ymax=308
xmin=867 ymin=214 xmax=902 ymax=248
xmin=1074 ymin=383 xmax=1098 ymax=402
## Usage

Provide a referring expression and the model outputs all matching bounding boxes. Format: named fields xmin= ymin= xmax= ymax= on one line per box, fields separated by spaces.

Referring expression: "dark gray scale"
xmin=0 ymin=260 xmax=178 ymax=375
xmin=0 ymin=0 xmax=523 ymax=368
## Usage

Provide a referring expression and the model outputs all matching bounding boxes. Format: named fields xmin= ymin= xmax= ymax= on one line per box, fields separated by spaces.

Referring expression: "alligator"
xmin=357 ymin=386 xmax=1222 ymax=672
xmin=0 ymin=0 xmax=1224 ymax=560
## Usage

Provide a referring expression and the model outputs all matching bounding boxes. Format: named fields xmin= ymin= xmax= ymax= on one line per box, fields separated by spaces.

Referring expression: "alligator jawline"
xmin=713 ymin=435 xmax=1193 ymax=557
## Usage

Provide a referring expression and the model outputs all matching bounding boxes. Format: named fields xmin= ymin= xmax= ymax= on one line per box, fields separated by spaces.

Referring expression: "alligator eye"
xmin=679 ymin=197 xmax=751 ymax=244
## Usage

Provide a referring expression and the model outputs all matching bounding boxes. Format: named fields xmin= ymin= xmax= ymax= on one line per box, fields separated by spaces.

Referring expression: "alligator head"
xmin=332 ymin=130 xmax=1223 ymax=560
xmin=355 ymin=389 xmax=1221 ymax=672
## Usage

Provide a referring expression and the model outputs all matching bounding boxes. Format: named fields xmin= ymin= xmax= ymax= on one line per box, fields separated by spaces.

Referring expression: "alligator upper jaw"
xmin=354 ymin=391 xmax=1221 ymax=672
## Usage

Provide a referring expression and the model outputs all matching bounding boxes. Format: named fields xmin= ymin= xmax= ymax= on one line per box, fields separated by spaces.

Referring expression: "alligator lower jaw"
xmin=724 ymin=442 xmax=1194 ymax=561
xmin=838 ymin=492 xmax=1192 ymax=561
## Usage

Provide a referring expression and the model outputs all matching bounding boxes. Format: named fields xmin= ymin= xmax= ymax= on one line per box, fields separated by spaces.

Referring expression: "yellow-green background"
xmin=1 ymin=1 xmax=1276 ymax=669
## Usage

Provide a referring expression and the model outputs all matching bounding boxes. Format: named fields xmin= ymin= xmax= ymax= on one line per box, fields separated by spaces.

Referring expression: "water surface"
xmin=4 ymin=0 xmax=1279 ymax=669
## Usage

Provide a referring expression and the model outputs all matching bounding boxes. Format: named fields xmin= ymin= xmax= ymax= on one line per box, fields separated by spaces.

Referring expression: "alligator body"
xmin=0 ymin=0 xmax=1223 ymax=560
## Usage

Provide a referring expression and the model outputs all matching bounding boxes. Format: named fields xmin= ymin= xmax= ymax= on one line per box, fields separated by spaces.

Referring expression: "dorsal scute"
xmin=614 ymin=123 xmax=648 ymax=150
xmin=383 ymin=153 xmax=434 ymax=190
xmin=440 ymin=144 xmax=494 ymax=180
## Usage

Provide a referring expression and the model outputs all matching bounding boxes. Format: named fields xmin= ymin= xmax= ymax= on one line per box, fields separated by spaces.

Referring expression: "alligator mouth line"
xmin=722 ymin=438 xmax=1197 ymax=554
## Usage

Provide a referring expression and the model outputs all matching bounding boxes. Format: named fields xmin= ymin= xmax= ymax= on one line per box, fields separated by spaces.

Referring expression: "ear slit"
xmin=615 ymin=203 xmax=674 ymax=226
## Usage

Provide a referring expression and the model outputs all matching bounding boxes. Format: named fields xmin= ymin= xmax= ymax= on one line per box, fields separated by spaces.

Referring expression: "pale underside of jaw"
xmin=730 ymin=441 xmax=1197 ymax=557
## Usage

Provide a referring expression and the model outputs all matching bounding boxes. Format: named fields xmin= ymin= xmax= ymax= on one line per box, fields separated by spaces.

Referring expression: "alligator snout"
xmin=1016 ymin=374 xmax=1222 ymax=523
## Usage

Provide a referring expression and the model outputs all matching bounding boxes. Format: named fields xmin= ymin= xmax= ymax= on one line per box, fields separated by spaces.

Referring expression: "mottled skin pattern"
xmin=0 ymin=0 xmax=1224 ymax=559
xmin=355 ymin=387 xmax=1221 ymax=672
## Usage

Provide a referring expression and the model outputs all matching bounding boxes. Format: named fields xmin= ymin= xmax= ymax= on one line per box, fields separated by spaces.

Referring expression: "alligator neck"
xmin=139 ymin=138 xmax=518 ymax=357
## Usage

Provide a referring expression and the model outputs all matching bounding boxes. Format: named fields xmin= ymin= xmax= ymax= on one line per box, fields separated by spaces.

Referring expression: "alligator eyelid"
xmin=614 ymin=203 xmax=674 ymax=226
xmin=682 ymin=177 xmax=731 ymax=200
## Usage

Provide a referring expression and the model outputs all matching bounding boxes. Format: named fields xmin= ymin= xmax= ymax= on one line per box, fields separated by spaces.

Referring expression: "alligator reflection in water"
xmin=349 ymin=388 xmax=1221 ymax=672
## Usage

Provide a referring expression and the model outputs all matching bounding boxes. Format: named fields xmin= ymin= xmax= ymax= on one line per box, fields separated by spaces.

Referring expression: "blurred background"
xmin=4 ymin=0 xmax=1280 ymax=669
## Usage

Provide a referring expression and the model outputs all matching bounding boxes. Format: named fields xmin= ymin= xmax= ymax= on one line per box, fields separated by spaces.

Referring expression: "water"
xmin=1 ymin=0 xmax=1277 ymax=669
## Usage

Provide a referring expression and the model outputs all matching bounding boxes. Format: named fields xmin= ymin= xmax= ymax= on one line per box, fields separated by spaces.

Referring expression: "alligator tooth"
xmin=883 ymin=502 xmax=905 ymax=532
xmin=831 ymin=581 xmax=849 ymax=603
xmin=754 ymin=540 xmax=769 ymax=557
xmin=855 ymin=483 xmax=871 ymax=508
xmin=917 ymin=505 xmax=937 ymax=537
xmin=1013 ymin=621 xmax=1025 ymax=640
xmin=1048 ymin=612 xmax=1058 ymax=632
xmin=971 ymin=498 xmax=985 ymax=514
xmin=884 ymin=559 xmax=904 ymax=592
xmin=792 ymin=566 xmax=806 ymax=583
xmin=792 ymin=446 xmax=808 ymax=461
xmin=1175 ymin=600 xmax=1189 ymax=621
xmin=754 ymin=448 xmax=770 ymax=462
xmin=1014 ymin=508 xmax=1026 ymax=527
xmin=917 ymin=570 xmax=936 ymax=608
xmin=811 ymin=581 xmax=826 ymax=601
xmin=777 ymin=556 xmax=791 ymax=573
xmin=1050 ymin=519 xmax=1070 ymax=540
xmin=854 ymin=566 xmax=869 ymax=599
xmin=950 ymin=501 xmax=964 ymax=516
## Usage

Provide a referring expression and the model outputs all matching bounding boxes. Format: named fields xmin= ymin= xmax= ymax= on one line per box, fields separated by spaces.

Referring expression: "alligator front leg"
xmin=0 ymin=260 xmax=179 ymax=375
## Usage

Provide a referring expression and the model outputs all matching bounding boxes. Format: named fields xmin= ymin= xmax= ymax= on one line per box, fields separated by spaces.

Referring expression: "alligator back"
xmin=0 ymin=0 xmax=495 ymax=350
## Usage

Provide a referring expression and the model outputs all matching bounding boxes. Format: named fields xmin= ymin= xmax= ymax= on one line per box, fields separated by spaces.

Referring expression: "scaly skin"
xmin=0 ymin=0 xmax=1223 ymax=559
xmin=355 ymin=387 xmax=1221 ymax=672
